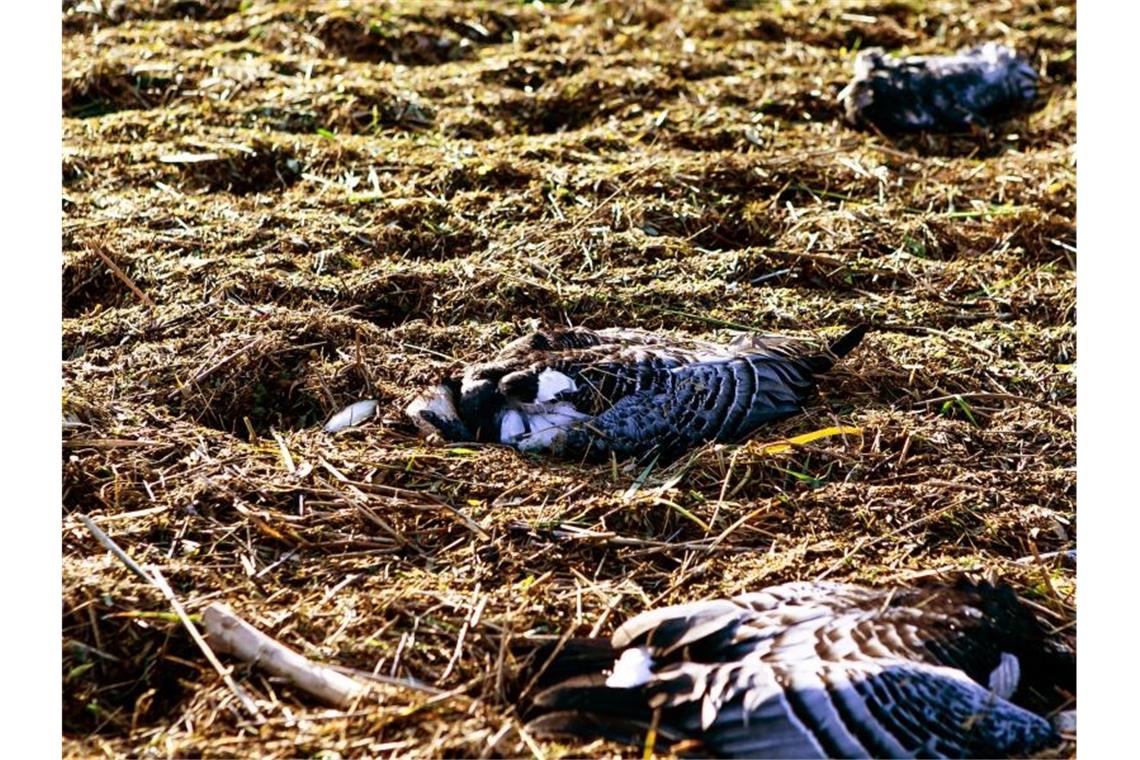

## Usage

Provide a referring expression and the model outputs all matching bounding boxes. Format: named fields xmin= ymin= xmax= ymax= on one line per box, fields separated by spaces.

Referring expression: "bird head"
xmin=405 ymin=376 xmax=473 ymax=442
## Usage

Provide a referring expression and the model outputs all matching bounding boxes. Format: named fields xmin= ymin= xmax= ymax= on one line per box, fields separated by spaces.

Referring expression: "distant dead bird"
xmin=838 ymin=43 xmax=1038 ymax=133
xmin=523 ymin=580 xmax=1075 ymax=759
xmin=406 ymin=324 xmax=866 ymax=463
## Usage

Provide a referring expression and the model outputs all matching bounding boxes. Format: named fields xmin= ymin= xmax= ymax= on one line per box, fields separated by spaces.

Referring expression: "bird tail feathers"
xmin=828 ymin=324 xmax=868 ymax=359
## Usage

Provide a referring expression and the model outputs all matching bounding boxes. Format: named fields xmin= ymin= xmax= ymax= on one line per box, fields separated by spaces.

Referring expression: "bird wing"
xmin=551 ymin=353 xmax=823 ymax=462
xmin=692 ymin=659 xmax=1059 ymax=758
xmin=532 ymin=661 xmax=1059 ymax=758
xmin=928 ymin=44 xmax=1038 ymax=117
xmin=530 ymin=646 xmax=1058 ymax=758
xmin=418 ymin=326 xmax=865 ymax=454
xmin=517 ymin=350 xmax=691 ymax=412
xmin=528 ymin=582 xmax=1067 ymax=758
xmin=616 ymin=581 xmax=1069 ymax=708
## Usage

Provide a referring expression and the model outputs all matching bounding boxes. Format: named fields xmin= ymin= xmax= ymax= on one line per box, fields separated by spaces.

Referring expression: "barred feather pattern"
xmin=555 ymin=354 xmax=820 ymax=461
xmin=405 ymin=325 xmax=865 ymax=462
xmin=838 ymin=43 xmax=1038 ymax=133
xmin=525 ymin=581 xmax=1073 ymax=759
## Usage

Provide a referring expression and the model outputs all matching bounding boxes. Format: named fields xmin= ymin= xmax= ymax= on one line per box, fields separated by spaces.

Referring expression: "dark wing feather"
xmin=891 ymin=581 xmax=1077 ymax=713
xmin=532 ymin=682 xmax=652 ymax=720
xmin=493 ymin=327 xmax=678 ymax=361
xmin=523 ymin=582 xmax=1067 ymax=759
xmin=613 ymin=598 xmax=749 ymax=655
xmin=498 ymin=351 xmax=690 ymax=412
xmin=553 ymin=353 xmax=825 ymax=462
xmin=760 ymin=661 xmax=1057 ymax=759
xmin=530 ymin=657 xmax=1058 ymax=758
xmin=521 ymin=637 xmax=618 ymax=695
xmin=697 ymin=693 xmax=830 ymax=759
xmin=849 ymin=664 xmax=1059 ymax=758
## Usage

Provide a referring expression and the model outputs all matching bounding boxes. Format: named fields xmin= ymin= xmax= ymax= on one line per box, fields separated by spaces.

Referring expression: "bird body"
xmin=406 ymin=325 xmax=865 ymax=462
xmin=838 ymin=43 xmax=1038 ymax=132
xmin=524 ymin=580 xmax=1073 ymax=758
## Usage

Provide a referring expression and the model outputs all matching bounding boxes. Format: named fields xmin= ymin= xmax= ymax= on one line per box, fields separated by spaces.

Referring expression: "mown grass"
xmin=63 ymin=0 xmax=1074 ymax=756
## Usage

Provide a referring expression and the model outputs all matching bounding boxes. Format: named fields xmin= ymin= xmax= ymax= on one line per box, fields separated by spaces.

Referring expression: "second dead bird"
xmin=838 ymin=43 xmax=1039 ymax=133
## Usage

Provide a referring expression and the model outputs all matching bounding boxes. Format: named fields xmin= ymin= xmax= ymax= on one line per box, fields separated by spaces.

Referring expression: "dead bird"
xmin=838 ymin=43 xmax=1038 ymax=133
xmin=523 ymin=580 xmax=1075 ymax=759
xmin=406 ymin=324 xmax=866 ymax=463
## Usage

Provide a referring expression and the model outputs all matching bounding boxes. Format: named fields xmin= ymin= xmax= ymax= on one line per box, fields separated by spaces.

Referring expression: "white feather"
xmin=514 ymin=425 xmax=565 ymax=451
xmin=987 ymin=652 xmax=1021 ymax=701
xmin=404 ymin=387 xmax=458 ymax=437
xmin=536 ymin=369 xmax=577 ymax=403
xmin=499 ymin=409 xmax=527 ymax=444
xmin=513 ymin=403 xmax=589 ymax=451
xmin=324 ymin=399 xmax=379 ymax=433
xmin=1052 ymin=710 xmax=1077 ymax=733
xmin=606 ymin=647 xmax=654 ymax=688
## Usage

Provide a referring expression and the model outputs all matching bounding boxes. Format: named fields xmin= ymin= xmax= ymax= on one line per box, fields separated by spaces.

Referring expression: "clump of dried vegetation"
xmin=63 ymin=0 xmax=1075 ymax=756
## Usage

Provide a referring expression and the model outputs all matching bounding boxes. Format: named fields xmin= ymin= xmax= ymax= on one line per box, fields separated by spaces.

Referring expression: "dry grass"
xmin=62 ymin=0 xmax=1075 ymax=756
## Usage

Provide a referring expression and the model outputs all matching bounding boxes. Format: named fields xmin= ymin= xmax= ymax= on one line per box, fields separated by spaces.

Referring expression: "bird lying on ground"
xmin=522 ymin=579 xmax=1075 ymax=759
xmin=406 ymin=324 xmax=866 ymax=463
xmin=838 ymin=43 xmax=1038 ymax=133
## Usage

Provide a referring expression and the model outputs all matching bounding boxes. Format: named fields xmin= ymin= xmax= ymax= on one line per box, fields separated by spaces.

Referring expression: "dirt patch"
xmin=315 ymin=9 xmax=523 ymax=66
xmin=62 ymin=248 xmax=139 ymax=318
xmin=169 ymin=331 xmax=335 ymax=435
xmin=63 ymin=0 xmax=242 ymax=34
xmin=63 ymin=61 xmax=191 ymax=118
xmin=251 ymin=83 xmax=435 ymax=135
xmin=164 ymin=142 xmax=304 ymax=194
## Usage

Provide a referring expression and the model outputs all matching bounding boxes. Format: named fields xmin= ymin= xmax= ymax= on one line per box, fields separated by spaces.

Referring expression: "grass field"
xmin=62 ymin=0 xmax=1076 ymax=756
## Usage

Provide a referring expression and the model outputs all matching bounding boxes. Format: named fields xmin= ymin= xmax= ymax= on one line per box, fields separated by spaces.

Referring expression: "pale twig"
xmin=916 ymin=391 xmax=1037 ymax=407
xmin=203 ymin=602 xmax=366 ymax=708
xmin=328 ymin=665 xmax=444 ymax=695
xmin=441 ymin=590 xmax=488 ymax=681
xmin=76 ymin=514 xmax=151 ymax=583
xmin=89 ymin=243 xmax=156 ymax=308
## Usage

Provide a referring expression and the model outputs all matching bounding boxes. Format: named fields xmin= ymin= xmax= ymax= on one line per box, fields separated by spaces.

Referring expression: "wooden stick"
xmin=328 ymin=665 xmax=443 ymax=696
xmin=1014 ymin=548 xmax=1076 ymax=567
xmin=76 ymin=514 xmax=151 ymax=583
xmin=203 ymin=602 xmax=367 ymax=708
xmin=441 ymin=591 xmax=487 ymax=681
xmin=167 ymin=336 xmax=267 ymax=400
xmin=916 ymin=391 xmax=1036 ymax=407
xmin=89 ymin=243 xmax=156 ymax=308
